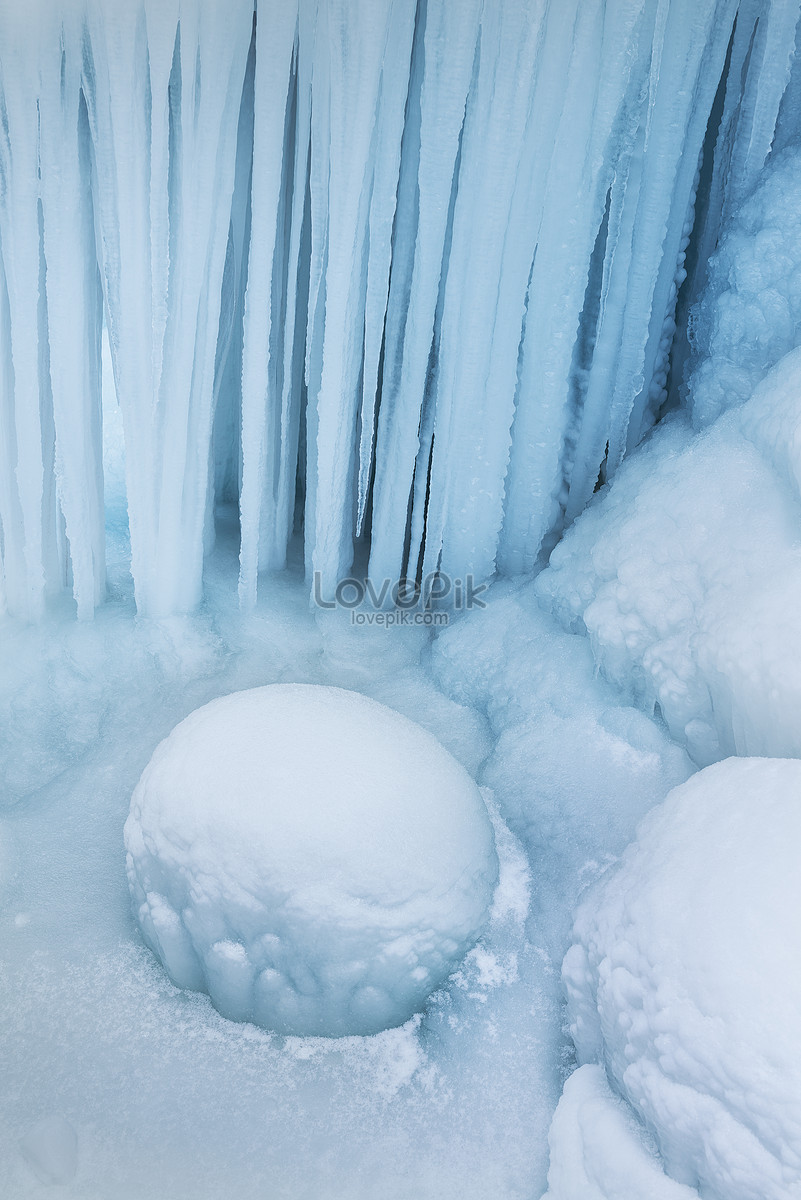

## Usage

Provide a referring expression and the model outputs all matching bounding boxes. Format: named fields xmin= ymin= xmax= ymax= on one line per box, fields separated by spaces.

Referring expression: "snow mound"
xmin=563 ymin=758 xmax=801 ymax=1200
xmin=542 ymin=1066 xmax=699 ymax=1200
xmin=124 ymin=684 xmax=498 ymax=1037
xmin=538 ymin=348 xmax=801 ymax=764
xmin=431 ymin=584 xmax=692 ymax=952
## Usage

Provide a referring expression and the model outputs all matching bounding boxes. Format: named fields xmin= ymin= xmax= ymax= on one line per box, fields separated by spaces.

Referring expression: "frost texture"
xmin=124 ymin=684 xmax=499 ymax=1037
xmin=1 ymin=0 xmax=799 ymax=619
xmin=562 ymin=758 xmax=801 ymax=1200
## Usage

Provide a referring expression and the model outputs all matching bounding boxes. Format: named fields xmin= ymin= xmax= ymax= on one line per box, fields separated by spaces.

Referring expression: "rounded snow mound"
xmin=563 ymin=758 xmax=801 ymax=1200
xmin=124 ymin=684 xmax=498 ymax=1037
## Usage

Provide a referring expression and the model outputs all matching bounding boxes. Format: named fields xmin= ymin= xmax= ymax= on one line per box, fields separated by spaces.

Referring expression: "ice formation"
xmin=688 ymin=143 xmax=801 ymax=425
xmin=1 ymin=0 xmax=800 ymax=620
xmin=430 ymin=582 xmax=692 ymax=950
xmin=538 ymin=346 xmax=801 ymax=765
xmin=542 ymin=1066 xmax=700 ymax=1200
xmin=3 ymin=0 xmax=801 ymax=1193
xmin=562 ymin=758 xmax=801 ymax=1200
xmin=124 ymin=683 xmax=499 ymax=1036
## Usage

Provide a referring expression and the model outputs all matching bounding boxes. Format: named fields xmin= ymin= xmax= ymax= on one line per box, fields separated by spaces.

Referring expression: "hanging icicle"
xmin=0 ymin=0 xmax=799 ymax=621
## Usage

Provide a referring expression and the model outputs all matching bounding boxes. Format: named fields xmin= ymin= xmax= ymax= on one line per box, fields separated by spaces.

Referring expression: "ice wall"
xmin=0 ymin=0 xmax=799 ymax=620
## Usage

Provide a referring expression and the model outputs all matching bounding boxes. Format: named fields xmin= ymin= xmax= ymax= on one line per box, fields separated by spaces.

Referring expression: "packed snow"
xmin=563 ymin=758 xmax=801 ymax=1200
xmin=125 ymin=684 xmax=498 ymax=1036
xmin=431 ymin=582 xmax=693 ymax=954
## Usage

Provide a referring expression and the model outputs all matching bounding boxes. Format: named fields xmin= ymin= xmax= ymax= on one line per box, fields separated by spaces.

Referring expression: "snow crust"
xmin=563 ymin=758 xmax=801 ymax=1200
xmin=125 ymin=684 xmax=498 ymax=1036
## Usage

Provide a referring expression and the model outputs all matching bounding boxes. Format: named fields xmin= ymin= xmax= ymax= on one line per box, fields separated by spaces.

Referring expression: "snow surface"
xmin=0 ymin=510 xmax=695 ymax=1198
xmin=564 ymin=758 xmax=801 ymax=1200
xmin=18 ymin=1116 xmax=79 ymax=1187
xmin=430 ymin=581 xmax=692 ymax=955
xmin=125 ymin=684 xmax=498 ymax=1036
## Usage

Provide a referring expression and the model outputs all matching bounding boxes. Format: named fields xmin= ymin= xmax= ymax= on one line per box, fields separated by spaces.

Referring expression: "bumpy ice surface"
xmin=542 ymin=1065 xmax=699 ymax=1200
xmin=689 ymin=144 xmax=801 ymax=426
xmin=563 ymin=758 xmax=801 ymax=1200
xmin=538 ymin=348 xmax=801 ymax=765
xmin=125 ymin=683 xmax=499 ymax=1036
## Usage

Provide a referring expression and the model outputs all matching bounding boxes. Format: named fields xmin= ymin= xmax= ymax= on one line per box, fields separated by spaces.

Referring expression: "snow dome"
xmin=124 ymin=684 xmax=499 ymax=1037
xmin=563 ymin=758 xmax=801 ymax=1200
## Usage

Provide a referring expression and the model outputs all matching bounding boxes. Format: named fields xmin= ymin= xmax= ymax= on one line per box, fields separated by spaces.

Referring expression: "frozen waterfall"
xmin=0 ymin=0 xmax=800 ymax=620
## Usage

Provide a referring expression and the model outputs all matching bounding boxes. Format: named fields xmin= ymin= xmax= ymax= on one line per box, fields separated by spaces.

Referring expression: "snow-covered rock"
xmin=538 ymin=347 xmax=801 ymax=764
xmin=563 ymin=758 xmax=801 ymax=1200
xmin=124 ymin=684 xmax=498 ymax=1037
xmin=542 ymin=1065 xmax=699 ymax=1200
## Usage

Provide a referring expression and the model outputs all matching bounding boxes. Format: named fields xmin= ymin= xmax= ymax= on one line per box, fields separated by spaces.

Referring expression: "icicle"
xmin=566 ymin=0 xmax=740 ymax=521
xmin=368 ymin=0 xmax=482 ymax=590
xmin=354 ymin=0 xmax=418 ymax=539
xmin=85 ymin=0 xmax=253 ymax=616
xmin=307 ymin=0 xmax=412 ymax=595
xmin=39 ymin=3 xmax=105 ymax=618
xmin=151 ymin=1 xmax=254 ymax=614
xmin=424 ymin=0 xmax=549 ymax=588
xmin=0 ymin=4 xmax=60 ymax=620
xmin=499 ymin=0 xmax=648 ymax=577
xmin=0 ymin=0 xmax=799 ymax=622
xmin=237 ymin=0 xmax=299 ymax=608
